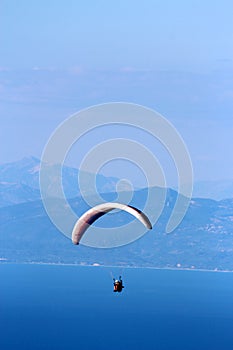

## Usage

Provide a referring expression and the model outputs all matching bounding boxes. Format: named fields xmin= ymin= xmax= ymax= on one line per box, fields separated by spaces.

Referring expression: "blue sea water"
xmin=1 ymin=264 xmax=233 ymax=350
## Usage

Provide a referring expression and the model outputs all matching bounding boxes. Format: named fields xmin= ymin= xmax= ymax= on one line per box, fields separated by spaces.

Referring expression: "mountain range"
xmin=1 ymin=157 xmax=233 ymax=271
xmin=0 ymin=156 xmax=120 ymax=207
xmin=1 ymin=157 xmax=233 ymax=207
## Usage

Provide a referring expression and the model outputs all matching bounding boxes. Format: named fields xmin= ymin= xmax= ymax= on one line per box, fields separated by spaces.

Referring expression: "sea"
xmin=1 ymin=263 xmax=233 ymax=350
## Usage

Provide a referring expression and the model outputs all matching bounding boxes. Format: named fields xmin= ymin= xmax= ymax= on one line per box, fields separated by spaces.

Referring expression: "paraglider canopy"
xmin=72 ymin=202 xmax=152 ymax=245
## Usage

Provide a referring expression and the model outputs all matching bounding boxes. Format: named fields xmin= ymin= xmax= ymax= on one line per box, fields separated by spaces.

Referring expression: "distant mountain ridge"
xmin=0 ymin=156 xmax=120 ymax=207
xmin=1 ymin=157 xmax=233 ymax=209
xmin=0 ymin=182 xmax=40 ymax=207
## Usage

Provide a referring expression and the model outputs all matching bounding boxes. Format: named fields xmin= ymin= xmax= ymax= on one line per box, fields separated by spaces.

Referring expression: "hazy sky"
xmin=1 ymin=0 xmax=233 ymax=184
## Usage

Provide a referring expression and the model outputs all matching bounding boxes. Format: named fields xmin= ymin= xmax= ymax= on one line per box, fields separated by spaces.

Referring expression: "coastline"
xmin=1 ymin=260 xmax=233 ymax=273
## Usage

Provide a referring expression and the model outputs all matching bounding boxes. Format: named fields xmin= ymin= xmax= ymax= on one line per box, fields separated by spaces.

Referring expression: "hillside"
xmin=1 ymin=189 xmax=233 ymax=271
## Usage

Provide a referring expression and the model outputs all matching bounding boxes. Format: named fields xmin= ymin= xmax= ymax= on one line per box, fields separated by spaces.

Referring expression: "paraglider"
xmin=113 ymin=276 xmax=124 ymax=293
xmin=72 ymin=202 xmax=152 ymax=245
xmin=72 ymin=202 xmax=152 ymax=294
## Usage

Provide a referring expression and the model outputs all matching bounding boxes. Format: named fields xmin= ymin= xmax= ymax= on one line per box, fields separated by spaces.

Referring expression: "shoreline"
xmin=1 ymin=260 xmax=233 ymax=273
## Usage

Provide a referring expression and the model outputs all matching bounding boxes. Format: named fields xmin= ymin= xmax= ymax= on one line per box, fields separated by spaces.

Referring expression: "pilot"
xmin=113 ymin=276 xmax=124 ymax=292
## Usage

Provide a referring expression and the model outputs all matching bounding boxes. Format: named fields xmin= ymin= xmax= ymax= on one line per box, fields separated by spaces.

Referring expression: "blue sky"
xmin=1 ymin=1 xmax=233 ymax=70
xmin=1 ymin=0 xmax=233 ymax=183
